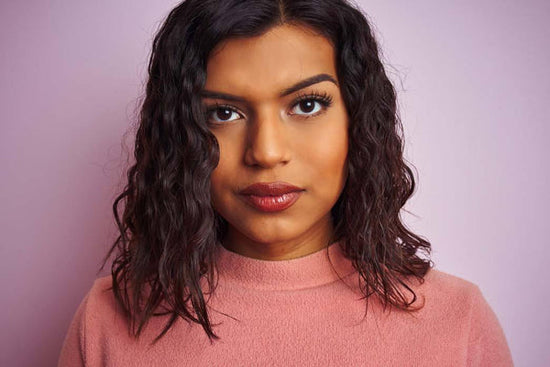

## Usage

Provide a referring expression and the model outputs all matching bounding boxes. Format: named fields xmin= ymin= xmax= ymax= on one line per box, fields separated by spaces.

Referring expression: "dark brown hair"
xmin=100 ymin=0 xmax=433 ymax=345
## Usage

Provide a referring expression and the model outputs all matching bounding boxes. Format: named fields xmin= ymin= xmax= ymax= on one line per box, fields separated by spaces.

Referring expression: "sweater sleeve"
xmin=57 ymin=290 xmax=90 ymax=367
xmin=466 ymin=285 xmax=514 ymax=366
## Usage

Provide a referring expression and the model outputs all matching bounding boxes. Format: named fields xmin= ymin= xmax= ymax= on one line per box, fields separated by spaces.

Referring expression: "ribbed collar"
xmin=214 ymin=241 xmax=358 ymax=291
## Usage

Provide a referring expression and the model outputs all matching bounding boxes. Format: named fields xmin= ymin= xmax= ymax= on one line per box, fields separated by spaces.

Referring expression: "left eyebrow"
xmin=200 ymin=73 xmax=338 ymax=102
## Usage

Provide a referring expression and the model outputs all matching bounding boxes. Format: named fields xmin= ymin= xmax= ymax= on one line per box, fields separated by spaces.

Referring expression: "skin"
xmin=203 ymin=24 xmax=349 ymax=261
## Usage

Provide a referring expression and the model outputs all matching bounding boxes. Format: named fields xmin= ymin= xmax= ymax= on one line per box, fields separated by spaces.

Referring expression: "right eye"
xmin=206 ymin=105 xmax=243 ymax=124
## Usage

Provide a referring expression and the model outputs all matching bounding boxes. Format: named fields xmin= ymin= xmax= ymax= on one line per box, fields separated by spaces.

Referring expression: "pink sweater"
xmin=58 ymin=241 xmax=513 ymax=366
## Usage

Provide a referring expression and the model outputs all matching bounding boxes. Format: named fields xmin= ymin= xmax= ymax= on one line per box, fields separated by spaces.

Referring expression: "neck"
xmin=214 ymin=239 xmax=358 ymax=291
xmin=222 ymin=214 xmax=335 ymax=261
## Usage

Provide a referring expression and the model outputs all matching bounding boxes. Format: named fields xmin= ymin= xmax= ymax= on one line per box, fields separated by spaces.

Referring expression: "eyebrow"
xmin=200 ymin=73 xmax=338 ymax=102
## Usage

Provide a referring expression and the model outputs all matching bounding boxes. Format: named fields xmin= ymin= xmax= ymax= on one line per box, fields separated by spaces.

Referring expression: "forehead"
xmin=205 ymin=24 xmax=337 ymax=99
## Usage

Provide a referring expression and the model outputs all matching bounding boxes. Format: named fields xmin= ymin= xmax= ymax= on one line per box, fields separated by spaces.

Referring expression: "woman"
xmin=58 ymin=0 xmax=513 ymax=365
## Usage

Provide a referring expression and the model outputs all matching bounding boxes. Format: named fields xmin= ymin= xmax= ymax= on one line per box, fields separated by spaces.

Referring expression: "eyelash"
xmin=204 ymin=91 xmax=334 ymax=124
xmin=293 ymin=91 xmax=334 ymax=117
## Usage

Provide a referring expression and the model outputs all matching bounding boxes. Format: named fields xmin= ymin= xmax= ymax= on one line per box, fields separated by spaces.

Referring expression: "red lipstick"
xmin=239 ymin=181 xmax=304 ymax=212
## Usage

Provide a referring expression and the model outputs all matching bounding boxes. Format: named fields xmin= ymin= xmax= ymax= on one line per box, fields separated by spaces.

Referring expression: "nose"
xmin=243 ymin=107 xmax=290 ymax=168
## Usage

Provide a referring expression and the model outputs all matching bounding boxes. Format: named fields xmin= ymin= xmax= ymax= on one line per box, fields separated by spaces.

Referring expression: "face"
xmin=203 ymin=24 xmax=349 ymax=260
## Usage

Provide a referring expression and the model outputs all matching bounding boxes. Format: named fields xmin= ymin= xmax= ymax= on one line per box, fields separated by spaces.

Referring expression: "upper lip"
xmin=240 ymin=181 xmax=304 ymax=196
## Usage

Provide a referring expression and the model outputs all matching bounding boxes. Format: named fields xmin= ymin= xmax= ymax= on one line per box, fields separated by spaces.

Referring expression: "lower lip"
xmin=241 ymin=191 xmax=303 ymax=212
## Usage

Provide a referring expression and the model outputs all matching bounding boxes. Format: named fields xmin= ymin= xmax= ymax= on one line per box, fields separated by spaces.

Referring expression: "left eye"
xmin=291 ymin=99 xmax=322 ymax=115
xmin=208 ymin=106 xmax=242 ymax=123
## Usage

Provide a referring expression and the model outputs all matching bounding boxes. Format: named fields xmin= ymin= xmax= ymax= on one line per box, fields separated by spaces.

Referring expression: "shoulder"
xmin=420 ymin=267 xmax=481 ymax=300
xmin=91 ymin=275 xmax=115 ymax=298
xmin=85 ymin=275 xmax=118 ymax=315
xmin=406 ymin=267 xmax=485 ymax=320
xmin=416 ymin=269 xmax=514 ymax=365
xmin=58 ymin=275 xmax=121 ymax=366
xmin=75 ymin=275 xmax=127 ymax=337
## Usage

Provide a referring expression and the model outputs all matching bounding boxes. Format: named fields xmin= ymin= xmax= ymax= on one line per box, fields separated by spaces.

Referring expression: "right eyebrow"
xmin=200 ymin=73 xmax=338 ymax=102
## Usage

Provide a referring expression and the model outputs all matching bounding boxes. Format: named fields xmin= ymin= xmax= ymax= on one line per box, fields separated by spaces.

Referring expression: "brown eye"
xmin=299 ymin=100 xmax=316 ymax=113
xmin=291 ymin=99 xmax=322 ymax=115
xmin=216 ymin=108 xmax=234 ymax=121
xmin=207 ymin=105 xmax=242 ymax=123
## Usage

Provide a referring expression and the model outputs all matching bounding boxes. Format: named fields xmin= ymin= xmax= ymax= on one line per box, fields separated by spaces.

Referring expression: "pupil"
xmin=300 ymin=100 xmax=314 ymax=113
xmin=217 ymin=108 xmax=232 ymax=120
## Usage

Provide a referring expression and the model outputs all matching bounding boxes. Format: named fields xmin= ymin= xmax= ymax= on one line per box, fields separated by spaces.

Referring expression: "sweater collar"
xmin=214 ymin=241 xmax=358 ymax=291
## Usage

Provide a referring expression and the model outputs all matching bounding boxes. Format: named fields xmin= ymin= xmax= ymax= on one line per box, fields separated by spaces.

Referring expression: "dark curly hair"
xmin=99 ymin=0 xmax=433 ymax=345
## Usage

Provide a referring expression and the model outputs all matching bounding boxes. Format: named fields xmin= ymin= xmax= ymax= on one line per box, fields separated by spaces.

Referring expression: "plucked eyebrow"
xmin=200 ymin=73 xmax=338 ymax=102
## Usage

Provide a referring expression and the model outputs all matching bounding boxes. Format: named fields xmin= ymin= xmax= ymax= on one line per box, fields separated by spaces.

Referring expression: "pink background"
xmin=1 ymin=1 xmax=548 ymax=365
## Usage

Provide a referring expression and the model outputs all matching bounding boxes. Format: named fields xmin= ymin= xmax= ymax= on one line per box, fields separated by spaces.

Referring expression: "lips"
xmin=239 ymin=181 xmax=304 ymax=212
xmin=239 ymin=181 xmax=304 ymax=196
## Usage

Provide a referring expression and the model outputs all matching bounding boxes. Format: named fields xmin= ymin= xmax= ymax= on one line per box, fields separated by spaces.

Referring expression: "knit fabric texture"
xmin=58 ymin=241 xmax=513 ymax=366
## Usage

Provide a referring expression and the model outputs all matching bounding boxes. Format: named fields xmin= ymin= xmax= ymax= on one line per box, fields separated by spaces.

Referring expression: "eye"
xmin=292 ymin=99 xmax=322 ymax=115
xmin=206 ymin=104 xmax=243 ymax=124
xmin=289 ymin=91 xmax=334 ymax=118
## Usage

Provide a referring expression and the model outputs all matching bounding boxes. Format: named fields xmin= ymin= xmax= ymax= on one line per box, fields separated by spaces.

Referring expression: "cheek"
xmin=315 ymin=140 xmax=348 ymax=181
xmin=209 ymin=133 xmax=240 ymax=206
xmin=307 ymin=115 xmax=348 ymax=168
xmin=210 ymin=166 xmax=231 ymax=217
xmin=299 ymin=122 xmax=348 ymax=197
